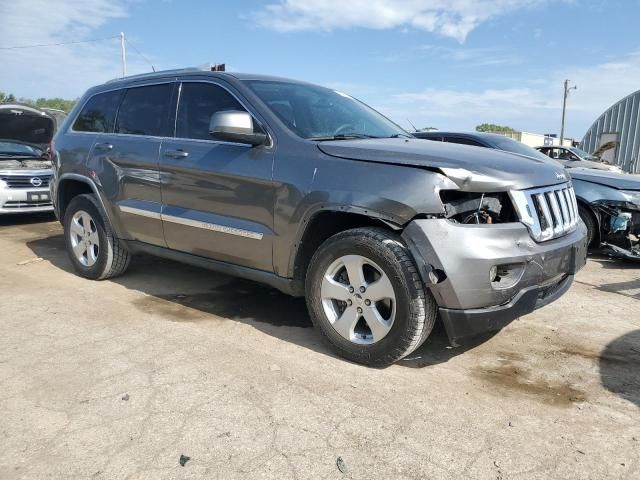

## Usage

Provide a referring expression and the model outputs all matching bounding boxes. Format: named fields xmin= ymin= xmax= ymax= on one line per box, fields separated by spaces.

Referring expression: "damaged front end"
xmin=593 ymin=199 xmax=640 ymax=261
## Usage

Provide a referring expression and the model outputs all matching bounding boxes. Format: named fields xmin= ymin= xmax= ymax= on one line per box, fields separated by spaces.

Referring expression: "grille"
xmin=3 ymin=200 xmax=52 ymax=209
xmin=511 ymin=183 xmax=579 ymax=242
xmin=0 ymin=175 xmax=52 ymax=189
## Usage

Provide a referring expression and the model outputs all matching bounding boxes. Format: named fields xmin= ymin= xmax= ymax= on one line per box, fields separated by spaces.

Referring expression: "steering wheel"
xmin=333 ymin=124 xmax=356 ymax=136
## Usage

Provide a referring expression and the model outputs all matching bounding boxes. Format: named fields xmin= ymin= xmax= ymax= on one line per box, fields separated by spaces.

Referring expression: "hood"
xmin=0 ymin=103 xmax=56 ymax=150
xmin=567 ymin=159 xmax=616 ymax=171
xmin=569 ymin=168 xmax=640 ymax=191
xmin=317 ymin=138 xmax=568 ymax=191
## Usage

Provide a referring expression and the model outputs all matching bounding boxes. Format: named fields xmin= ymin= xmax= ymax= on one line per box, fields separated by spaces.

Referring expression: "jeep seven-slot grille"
xmin=0 ymin=175 xmax=52 ymax=189
xmin=510 ymin=183 xmax=579 ymax=242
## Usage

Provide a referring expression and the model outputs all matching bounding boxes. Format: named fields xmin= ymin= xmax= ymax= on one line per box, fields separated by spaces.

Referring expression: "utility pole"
xmin=120 ymin=32 xmax=127 ymax=78
xmin=560 ymin=79 xmax=577 ymax=145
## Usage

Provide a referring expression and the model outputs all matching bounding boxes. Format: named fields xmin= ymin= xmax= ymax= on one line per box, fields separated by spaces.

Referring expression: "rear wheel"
xmin=306 ymin=227 xmax=437 ymax=366
xmin=64 ymin=194 xmax=130 ymax=280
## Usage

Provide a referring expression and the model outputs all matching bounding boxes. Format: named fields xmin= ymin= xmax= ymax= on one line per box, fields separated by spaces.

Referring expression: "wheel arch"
xmin=288 ymin=207 xmax=402 ymax=295
xmin=56 ymin=174 xmax=124 ymax=237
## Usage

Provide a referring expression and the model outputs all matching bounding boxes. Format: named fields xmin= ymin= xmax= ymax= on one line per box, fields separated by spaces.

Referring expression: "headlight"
xmin=0 ymin=179 xmax=7 ymax=189
xmin=622 ymin=190 xmax=640 ymax=206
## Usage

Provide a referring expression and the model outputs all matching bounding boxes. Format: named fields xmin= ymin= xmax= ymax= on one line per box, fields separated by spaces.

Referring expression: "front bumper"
xmin=0 ymin=169 xmax=54 ymax=214
xmin=402 ymin=219 xmax=588 ymax=345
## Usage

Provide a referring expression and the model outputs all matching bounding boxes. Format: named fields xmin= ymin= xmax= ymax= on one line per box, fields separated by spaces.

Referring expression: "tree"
xmin=476 ymin=123 xmax=517 ymax=133
xmin=0 ymin=92 xmax=76 ymax=112
xmin=0 ymin=92 xmax=17 ymax=103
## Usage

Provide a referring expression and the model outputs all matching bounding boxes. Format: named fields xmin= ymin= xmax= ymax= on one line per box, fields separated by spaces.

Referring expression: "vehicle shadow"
xmin=582 ymin=254 xmax=640 ymax=300
xmin=599 ymin=330 xmax=640 ymax=407
xmin=589 ymin=252 xmax=640 ymax=270
xmin=0 ymin=212 xmax=56 ymax=227
xmin=27 ymin=233 xmax=493 ymax=368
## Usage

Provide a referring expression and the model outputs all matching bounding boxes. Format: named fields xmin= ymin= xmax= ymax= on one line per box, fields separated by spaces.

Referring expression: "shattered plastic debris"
xmin=121 ymin=394 xmax=130 ymax=401
xmin=336 ymin=456 xmax=347 ymax=474
xmin=179 ymin=454 xmax=190 ymax=467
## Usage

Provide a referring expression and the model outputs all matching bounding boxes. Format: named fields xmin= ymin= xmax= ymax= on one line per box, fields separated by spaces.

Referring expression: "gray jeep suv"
xmin=51 ymin=69 xmax=588 ymax=365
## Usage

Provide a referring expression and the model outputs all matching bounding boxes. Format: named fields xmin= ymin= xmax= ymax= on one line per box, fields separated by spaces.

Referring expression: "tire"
xmin=578 ymin=204 xmax=597 ymax=247
xmin=305 ymin=227 xmax=437 ymax=366
xmin=63 ymin=194 xmax=130 ymax=280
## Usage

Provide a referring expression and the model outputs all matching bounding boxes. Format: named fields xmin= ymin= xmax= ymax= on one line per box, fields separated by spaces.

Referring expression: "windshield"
xmin=0 ymin=141 xmax=42 ymax=157
xmin=244 ymin=80 xmax=408 ymax=140
xmin=569 ymin=147 xmax=593 ymax=159
xmin=491 ymin=136 xmax=551 ymax=161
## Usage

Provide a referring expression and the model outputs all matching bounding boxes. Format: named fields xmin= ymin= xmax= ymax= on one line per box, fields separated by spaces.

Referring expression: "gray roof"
xmin=105 ymin=68 xmax=310 ymax=86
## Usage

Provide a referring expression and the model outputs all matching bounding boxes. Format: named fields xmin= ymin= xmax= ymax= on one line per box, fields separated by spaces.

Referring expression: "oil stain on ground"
xmin=473 ymin=361 xmax=587 ymax=407
xmin=133 ymin=279 xmax=312 ymax=328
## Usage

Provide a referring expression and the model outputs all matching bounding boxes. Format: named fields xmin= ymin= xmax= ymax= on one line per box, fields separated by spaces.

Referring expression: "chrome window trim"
xmin=173 ymin=79 xmax=274 ymax=148
xmin=69 ymin=79 xmax=176 ymax=136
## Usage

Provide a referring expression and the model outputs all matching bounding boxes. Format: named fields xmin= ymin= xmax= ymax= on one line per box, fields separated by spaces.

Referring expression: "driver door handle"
xmin=163 ymin=149 xmax=189 ymax=159
xmin=94 ymin=142 xmax=113 ymax=151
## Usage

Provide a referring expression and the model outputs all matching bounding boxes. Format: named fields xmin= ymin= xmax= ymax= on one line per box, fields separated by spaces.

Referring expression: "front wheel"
xmin=305 ymin=227 xmax=437 ymax=366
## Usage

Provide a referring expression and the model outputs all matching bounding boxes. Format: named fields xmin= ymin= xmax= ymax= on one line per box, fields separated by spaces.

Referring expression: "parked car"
xmin=569 ymin=169 xmax=640 ymax=260
xmin=535 ymin=145 xmax=622 ymax=173
xmin=51 ymin=70 xmax=587 ymax=365
xmin=413 ymin=131 xmax=639 ymax=260
xmin=412 ymin=131 xmax=555 ymax=162
xmin=0 ymin=104 xmax=60 ymax=214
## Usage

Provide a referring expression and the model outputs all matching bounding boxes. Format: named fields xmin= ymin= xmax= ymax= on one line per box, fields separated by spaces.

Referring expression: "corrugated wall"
xmin=580 ymin=90 xmax=640 ymax=173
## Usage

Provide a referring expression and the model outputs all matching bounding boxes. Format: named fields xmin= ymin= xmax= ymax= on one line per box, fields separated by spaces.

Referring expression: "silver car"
xmin=0 ymin=104 xmax=59 ymax=214
xmin=536 ymin=145 xmax=622 ymax=173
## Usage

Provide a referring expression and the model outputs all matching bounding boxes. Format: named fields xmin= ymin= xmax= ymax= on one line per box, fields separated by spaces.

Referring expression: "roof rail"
xmin=106 ymin=66 xmax=217 ymax=84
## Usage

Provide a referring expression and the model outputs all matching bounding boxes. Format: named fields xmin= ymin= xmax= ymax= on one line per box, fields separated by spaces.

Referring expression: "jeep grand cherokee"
xmin=51 ymin=69 xmax=588 ymax=365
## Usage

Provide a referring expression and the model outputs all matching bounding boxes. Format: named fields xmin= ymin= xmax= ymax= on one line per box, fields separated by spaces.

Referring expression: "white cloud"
xmin=0 ymin=0 xmax=152 ymax=100
xmin=365 ymin=51 xmax=640 ymax=138
xmin=253 ymin=0 xmax=559 ymax=42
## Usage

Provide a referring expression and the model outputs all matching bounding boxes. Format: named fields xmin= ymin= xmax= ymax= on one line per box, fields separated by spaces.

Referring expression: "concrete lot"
xmin=0 ymin=214 xmax=638 ymax=480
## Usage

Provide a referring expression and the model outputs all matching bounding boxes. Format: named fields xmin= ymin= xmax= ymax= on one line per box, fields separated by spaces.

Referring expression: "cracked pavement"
xmin=0 ymin=214 xmax=639 ymax=479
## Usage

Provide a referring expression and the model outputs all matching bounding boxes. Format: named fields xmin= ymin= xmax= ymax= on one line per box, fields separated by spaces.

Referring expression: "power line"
xmin=0 ymin=35 xmax=120 ymax=50
xmin=125 ymin=38 xmax=156 ymax=72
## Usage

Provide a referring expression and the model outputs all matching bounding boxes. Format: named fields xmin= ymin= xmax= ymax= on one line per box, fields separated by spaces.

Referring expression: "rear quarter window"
xmin=73 ymin=90 xmax=123 ymax=133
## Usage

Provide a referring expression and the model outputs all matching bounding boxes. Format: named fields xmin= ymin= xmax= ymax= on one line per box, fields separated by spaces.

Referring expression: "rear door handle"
xmin=94 ymin=142 xmax=113 ymax=151
xmin=163 ymin=149 xmax=189 ymax=159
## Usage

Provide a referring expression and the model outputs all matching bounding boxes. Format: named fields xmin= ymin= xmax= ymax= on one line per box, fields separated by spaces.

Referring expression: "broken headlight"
xmin=439 ymin=191 xmax=518 ymax=224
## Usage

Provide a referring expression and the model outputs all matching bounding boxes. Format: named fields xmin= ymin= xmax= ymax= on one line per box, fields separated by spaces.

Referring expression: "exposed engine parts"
xmin=594 ymin=202 xmax=640 ymax=260
xmin=440 ymin=191 xmax=518 ymax=225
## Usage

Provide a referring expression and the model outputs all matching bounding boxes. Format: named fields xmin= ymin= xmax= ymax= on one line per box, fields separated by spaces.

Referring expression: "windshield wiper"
xmin=388 ymin=133 xmax=413 ymax=138
xmin=308 ymin=133 xmax=382 ymax=141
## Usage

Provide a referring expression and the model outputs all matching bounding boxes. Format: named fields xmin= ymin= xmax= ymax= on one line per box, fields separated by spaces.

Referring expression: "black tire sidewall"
xmin=306 ymin=230 xmax=426 ymax=365
xmin=63 ymin=195 xmax=110 ymax=279
xmin=578 ymin=205 xmax=596 ymax=247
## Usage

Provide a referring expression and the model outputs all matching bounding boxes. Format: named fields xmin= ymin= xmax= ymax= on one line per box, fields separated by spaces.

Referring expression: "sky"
xmin=1 ymin=0 xmax=639 ymax=139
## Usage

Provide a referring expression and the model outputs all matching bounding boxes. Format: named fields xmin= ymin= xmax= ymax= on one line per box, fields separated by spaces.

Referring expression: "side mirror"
xmin=209 ymin=110 xmax=267 ymax=146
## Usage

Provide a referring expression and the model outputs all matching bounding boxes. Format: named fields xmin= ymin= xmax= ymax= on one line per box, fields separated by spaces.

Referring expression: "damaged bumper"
xmin=402 ymin=219 xmax=588 ymax=345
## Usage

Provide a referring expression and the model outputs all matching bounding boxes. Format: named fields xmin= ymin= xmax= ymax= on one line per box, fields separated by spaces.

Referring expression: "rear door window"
xmin=115 ymin=84 xmax=173 ymax=136
xmin=176 ymin=82 xmax=245 ymax=141
xmin=73 ymin=90 xmax=123 ymax=133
